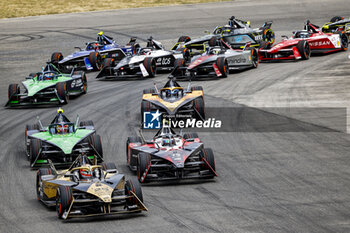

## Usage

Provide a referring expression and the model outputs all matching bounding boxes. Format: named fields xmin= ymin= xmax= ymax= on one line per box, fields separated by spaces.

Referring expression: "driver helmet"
xmin=80 ymin=168 xmax=92 ymax=180
xmin=162 ymin=138 xmax=171 ymax=146
xmin=57 ymin=108 xmax=63 ymax=114
xmin=56 ymin=125 xmax=63 ymax=133
xmin=44 ymin=72 xmax=54 ymax=80
xmin=171 ymin=89 xmax=179 ymax=97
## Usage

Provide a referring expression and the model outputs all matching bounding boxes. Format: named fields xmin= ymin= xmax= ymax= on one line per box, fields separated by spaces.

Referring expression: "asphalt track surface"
xmin=1 ymin=0 xmax=350 ymax=232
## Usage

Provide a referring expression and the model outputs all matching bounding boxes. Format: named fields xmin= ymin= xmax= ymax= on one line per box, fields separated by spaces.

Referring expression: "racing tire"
xmin=125 ymin=178 xmax=143 ymax=207
xmin=102 ymin=58 xmax=115 ymax=69
xmin=56 ymin=186 xmax=73 ymax=219
xmin=263 ymin=29 xmax=275 ymax=45
xmin=79 ymin=120 xmax=94 ymax=127
xmin=141 ymin=100 xmax=152 ymax=124
xmin=216 ymin=57 xmax=228 ymax=78
xmin=89 ymin=51 xmax=103 ymax=70
xmin=209 ymin=37 xmax=219 ymax=47
xmin=29 ymin=139 xmax=42 ymax=165
xmin=25 ymin=124 xmax=39 ymax=156
xmin=201 ymin=148 xmax=216 ymax=177
xmin=143 ymin=88 xmax=156 ymax=94
xmin=183 ymin=132 xmax=199 ymax=140
xmin=330 ymin=16 xmax=344 ymax=23
xmin=8 ymin=84 xmax=20 ymax=101
xmin=36 ymin=168 xmax=54 ymax=201
xmin=89 ymin=134 xmax=103 ymax=158
xmin=143 ymin=57 xmax=156 ymax=78
xmin=191 ymin=86 xmax=203 ymax=92
xmin=126 ymin=136 xmax=142 ymax=165
xmin=296 ymin=40 xmax=310 ymax=60
xmin=56 ymin=82 xmax=69 ymax=104
xmin=173 ymin=58 xmax=186 ymax=76
xmin=51 ymin=52 xmax=63 ymax=65
xmin=178 ymin=36 xmax=191 ymax=43
xmin=336 ymin=31 xmax=348 ymax=51
xmin=249 ymin=48 xmax=259 ymax=68
xmin=137 ymin=152 xmax=151 ymax=183
xmin=193 ymin=97 xmax=205 ymax=120
xmin=102 ymin=162 xmax=117 ymax=171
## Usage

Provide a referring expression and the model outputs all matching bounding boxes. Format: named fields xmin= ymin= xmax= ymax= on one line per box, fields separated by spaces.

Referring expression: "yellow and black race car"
xmin=36 ymin=155 xmax=147 ymax=219
xmin=322 ymin=16 xmax=350 ymax=40
xmin=141 ymin=78 xmax=205 ymax=126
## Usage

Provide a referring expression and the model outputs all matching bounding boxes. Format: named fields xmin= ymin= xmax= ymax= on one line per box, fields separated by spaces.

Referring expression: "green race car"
xmin=6 ymin=63 xmax=87 ymax=107
xmin=25 ymin=108 xmax=103 ymax=167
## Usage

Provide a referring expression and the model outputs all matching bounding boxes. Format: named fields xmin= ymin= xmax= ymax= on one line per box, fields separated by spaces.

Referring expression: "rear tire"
xmin=183 ymin=132 xmax=199 ymax=139
xmin=56 ymin=82 xmax=69 ymax=104
xmin=102 ymin=58 xmax=115 ymax=69
xmin=25 ymin=124 xmax=39 ymax=156
xmin=8 ymin=84 xmax=20 ymax=101
xmin=296 ymin=40 xmax=310 ymax=60
xmin=56 ymin=186 xmax=73 ymax=219
xmin=330 ymin=16 xmax=344 ymax=23
xmin=336 ymin=31 xmax=348 ymax=51
xmin=29 ymin=139 xmax=42 ymax=165
xmin=249 ymin=48 xmax=259 ymax=68
xmin=178 ymin=36 xmax=191 ymax=43
xmin=141 ymin=100 xmax=152 ymax=124
xmin=173 ymin=58 xmax=186 ymax=76
xmin=51 ymin=52 xmax=63 ymax=65
xmin=193 ymin=97 xmax=205 ymax=119
xmin=200 ymin=148 xmax=216 ymax=177
xmin=143 ymin=57 xmax=156 ymax=77
xmin=137 ymin=153 xmax=151 ymax=183
xmin=89 ymin=134 xmax=103 ymax=158
xmin=125 ymin=178 xmax=143 ymax=207
xmin=89 ymin=51 xmax=102 ymax=70
xmin=263 ymin=29 xmax=275 ymax=45
xmin=216 ymin=57 xmax=228 ymax=78
xmin=36 ymin=168 xmax=54 ymax=201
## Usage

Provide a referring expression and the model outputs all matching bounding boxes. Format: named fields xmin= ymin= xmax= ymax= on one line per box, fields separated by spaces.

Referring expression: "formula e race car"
xmin=171 ymin=36 xmax=258 ymax=79
xmin=96 ymin=37 xmax=189 ymax=79
xmin=141 ymin=78 xmax=205 ymax=126
xmin=322 ymin=16 xmax=350 ymax=40
xmin=36 ymin=155 xmax=147 ymax=219
xmin=6 ymin=63 xmax=87 ymax=107
xmin=126 ymin=125 xmax=217 ymax=182
xmin=172 ymin=16 xmax=274 ymax=54
xmin=51 ymin=31 xmax=138 ymax=71
xmin=25 ymin=108 xmax=103 ymax=167
xmin=259 ymin=20 xmax=348 ymax=61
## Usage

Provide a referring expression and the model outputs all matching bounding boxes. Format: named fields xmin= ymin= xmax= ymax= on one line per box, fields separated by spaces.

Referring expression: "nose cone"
xmin=174 ymin=161 xmax=184 ymax=168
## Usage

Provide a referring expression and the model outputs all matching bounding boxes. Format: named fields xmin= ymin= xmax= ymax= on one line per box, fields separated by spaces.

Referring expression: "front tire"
xmin=216 ymin=57 xmax=228 ymax=77
xmin=125 ymin=178 xmax=143 ymax=207
xmin=200 ymin=148 xmax=216 ymax=177
xmin=8 ymin=84 xmax=20 ymax=101
xmin=336 ymin=31 xmax=348 ymax=51
xmin=56 ymin=82 xmax=69 ymax=104
xmin=137 ymin=153 xmax=151 ymax=183
xmin=56 ymin=186 xmax=73 ymax=219
xmin=143 ymin=57 xmax=156 ymax=77
xmin=36 ymin=168 xmax=54 ymax=201
xmin=89 ymin=51 xmax=102 ymax=70
xmin=296 ymin=40 xmax=310 ymax=60
xmin=29 ymin=139 xmax=42 ymax=165
xmin=193 ymin=97 xmax=205 ymax=119
xmin=89 ymin=134 xmax=103 ymax=158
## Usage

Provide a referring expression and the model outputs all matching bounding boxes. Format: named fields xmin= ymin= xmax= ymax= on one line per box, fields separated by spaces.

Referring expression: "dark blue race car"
xmin=51 ymin=32 xmax=139 ymax=71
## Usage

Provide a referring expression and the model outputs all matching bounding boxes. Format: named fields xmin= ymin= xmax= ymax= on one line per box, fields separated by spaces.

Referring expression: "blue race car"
xmin=51 ymin=32 xmax=140 ymax=71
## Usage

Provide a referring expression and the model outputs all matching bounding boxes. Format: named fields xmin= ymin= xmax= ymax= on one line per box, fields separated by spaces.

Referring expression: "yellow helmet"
xmin=98 ymin=31 xmax=103 ymax=36
xmin=57 ymin=107 xmax=63 ymax=114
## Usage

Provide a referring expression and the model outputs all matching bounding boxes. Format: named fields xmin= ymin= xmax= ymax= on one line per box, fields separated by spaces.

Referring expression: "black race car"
xmin=172 ymin=16 xmax=275 ymax=54
xmin=126 ymin=124 xmax=217 ymax=183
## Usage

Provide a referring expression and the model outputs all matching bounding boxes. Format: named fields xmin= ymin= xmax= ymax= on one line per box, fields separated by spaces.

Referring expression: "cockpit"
xmin=294 ymin=30 xmax=311 ymax=39
xmin=154 ymin=134 xmax=183 ymax=149
xmin=71 ymin=165 xmax=103 ymax=182
xmin=160 ymin=87 xmax=184 ymax=100
xmin=36 ymin=71 xmax=58 ymax=81
xmin=49 ymin=123 xmax=75 ymax=135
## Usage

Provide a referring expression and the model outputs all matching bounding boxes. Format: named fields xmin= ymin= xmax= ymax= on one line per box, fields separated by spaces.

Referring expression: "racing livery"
xmin=51 ymin=32 xmax=138 ymax=71
xmin=36 ymin=155 xmax=146 ymax=219
xmin=322 ymin=16 xmax=350 ymax=40
xmin=172 ymin=16 xmax=274 ymax=54
xmin=259 ymin=20 xmax=348 ymax=61
xmin=25 ymin=108 xmax=103 ymax=167
xmin=96 ymin=37 xmax=189 ymax=79
xmin=141 ymin=78 xmax=205 ymax=125
xmin=6 ymin=63 xmax=87 ymax=107
xmin=126 ymin=125 xmax=217 ymax=182
xmin=171 ymin=36 xmax=258 ymax=79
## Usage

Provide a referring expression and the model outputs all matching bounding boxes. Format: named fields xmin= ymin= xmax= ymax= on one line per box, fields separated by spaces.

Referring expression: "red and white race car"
xmin=259 ymin=21 xmax=348 ymax=61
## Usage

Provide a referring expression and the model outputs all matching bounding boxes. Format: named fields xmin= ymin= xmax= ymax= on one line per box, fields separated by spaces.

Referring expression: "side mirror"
xmin=74 ymin=47 xmax=82 ymax=51
xmin=64 ymin=173 xmax=79 ymax=182
xmin=281 ymin=35 xmax=288 ymax=39
xmin=106 ymin=169 xmax=117 ymax=173
xmin=204 ymin=30 xmax=210 ymax=34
